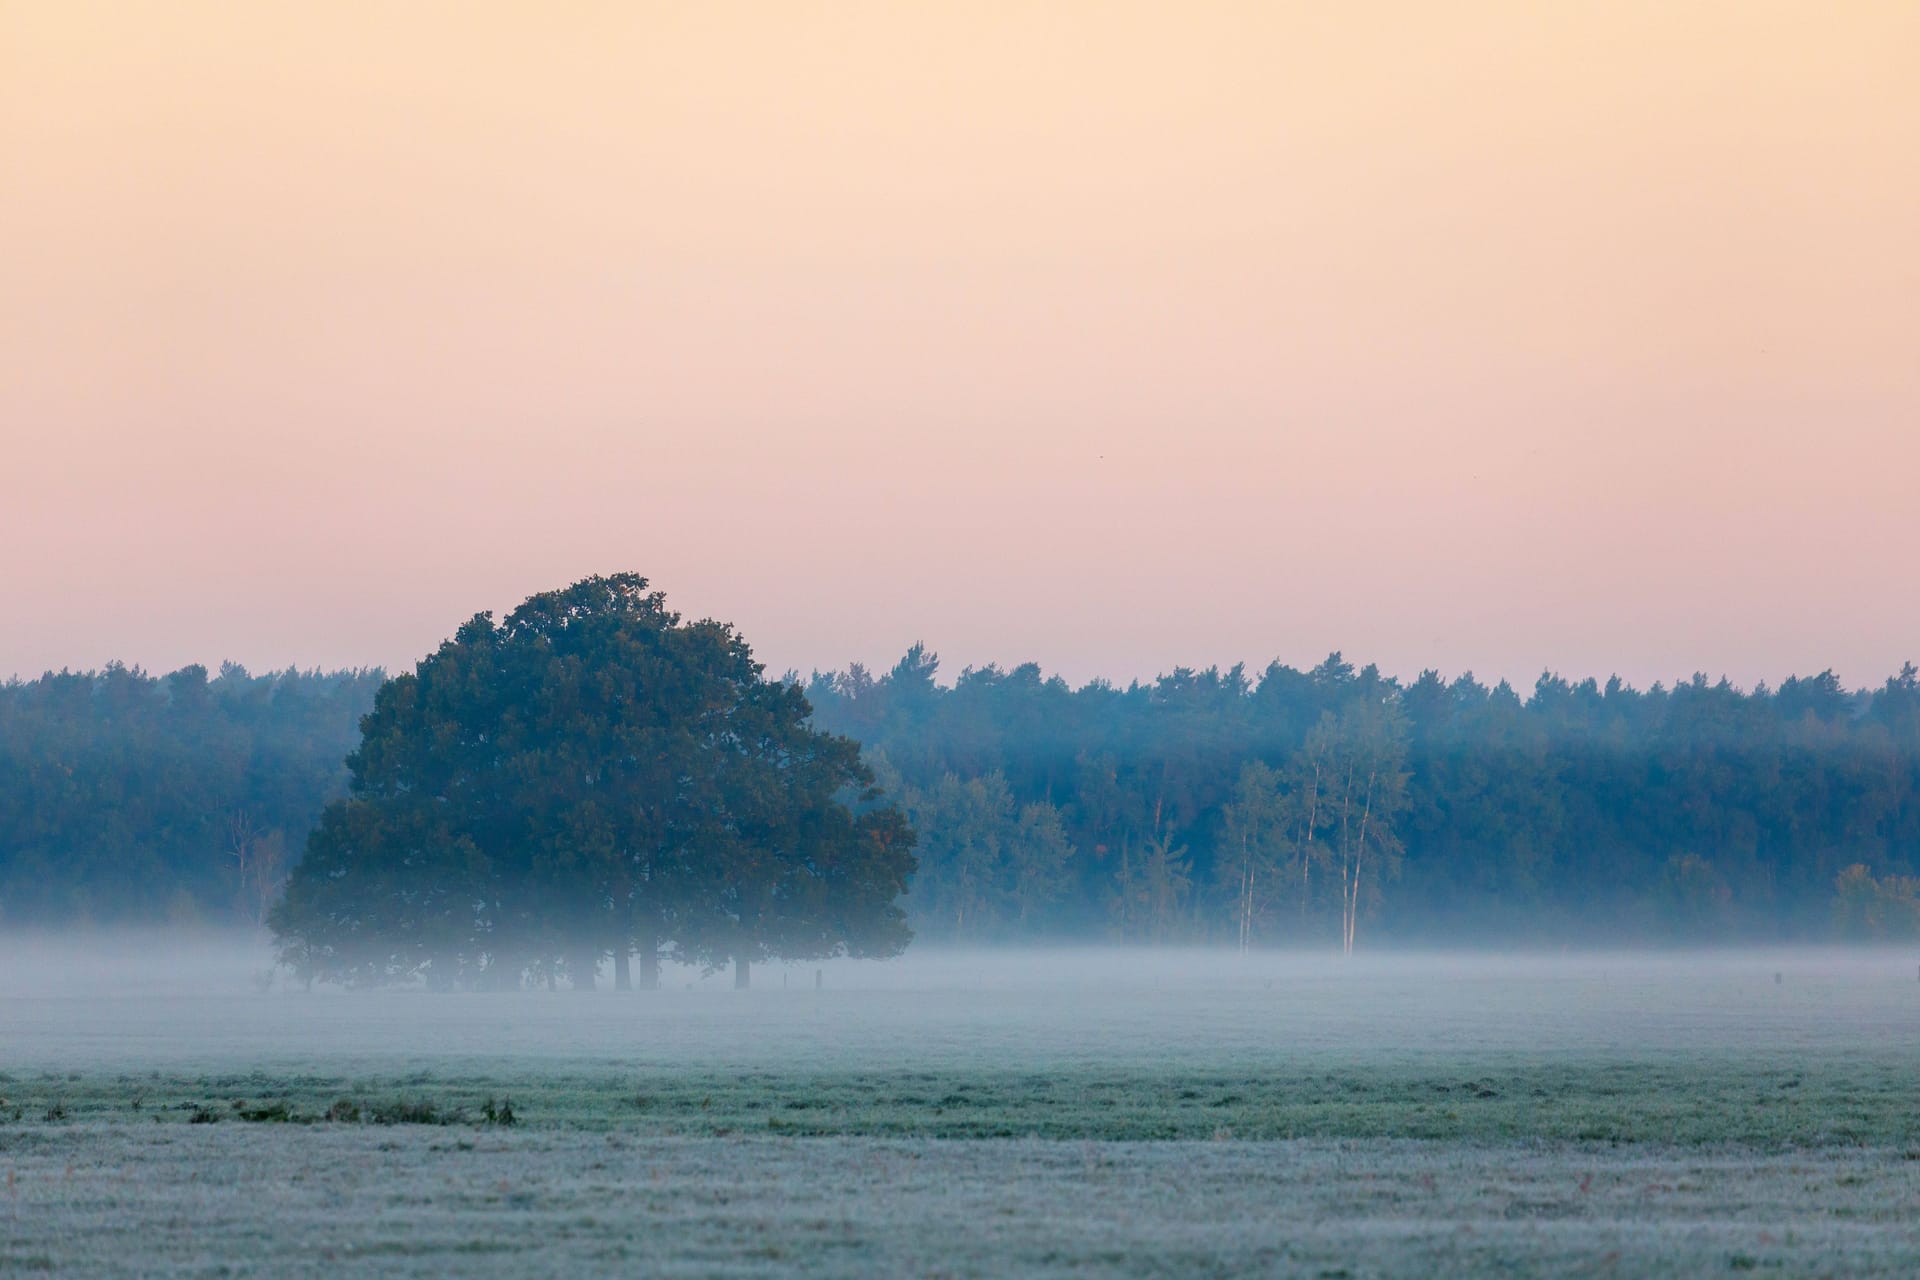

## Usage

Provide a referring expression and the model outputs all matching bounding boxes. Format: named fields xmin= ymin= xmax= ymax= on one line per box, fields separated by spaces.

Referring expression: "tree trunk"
xmin=734 ymin=957 xmax=751 ymax=989
xmin=613 ymin=949 xmax=631 ymax=992
xmin=640 ymin=946 xmax=660 ymax=991
xmin=1343 ymin=772 xmax=1377 ymax=958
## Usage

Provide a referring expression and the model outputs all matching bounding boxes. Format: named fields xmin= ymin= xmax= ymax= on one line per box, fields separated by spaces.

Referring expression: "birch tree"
xmin=1311 ymin=703 xmax=1409 ymax=956
xmin=1218 ymin=762 xmax=1292 ymax=951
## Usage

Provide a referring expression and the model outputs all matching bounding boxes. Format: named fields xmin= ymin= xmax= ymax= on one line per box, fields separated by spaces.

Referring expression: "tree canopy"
xmin=0 ymin=662 xmax=381 ymax=924
xmin=267 ymin=575 xmax=914 ymax=988
xmin=803 ymin=653 xmax=1920 ymax=946
xmin=6 ymin=634 xmax=1920 ymax=950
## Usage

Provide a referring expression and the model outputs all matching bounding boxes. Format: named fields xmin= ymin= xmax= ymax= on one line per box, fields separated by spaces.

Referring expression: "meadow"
xmin=3 ymin=943 xmax=1918 ymax=1275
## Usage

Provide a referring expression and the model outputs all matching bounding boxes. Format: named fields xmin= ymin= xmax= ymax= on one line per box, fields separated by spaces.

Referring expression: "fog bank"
xmin=4 ymin=932 xmax=1915 ymax=1075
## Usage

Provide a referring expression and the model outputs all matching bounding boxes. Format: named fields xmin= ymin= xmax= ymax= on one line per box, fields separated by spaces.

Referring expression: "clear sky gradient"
xmin=3 ymin=2 xmax=1916 ymax=689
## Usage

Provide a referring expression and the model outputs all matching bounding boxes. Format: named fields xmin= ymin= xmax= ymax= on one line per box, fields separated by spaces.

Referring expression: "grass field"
xmin=3 ymin=943 xmax=1918 ymax=1275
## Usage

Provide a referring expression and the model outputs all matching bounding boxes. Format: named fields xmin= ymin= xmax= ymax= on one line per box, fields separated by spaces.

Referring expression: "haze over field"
xmin=4 ymin=933 xmax=1916 ymax=1069
xmin=5 ymin=6 xmax=1917 ymax=1274
xmin=4 ymin=3 xmax=1918 ymax=687
xmin=8 ymin=935 xmax=1920 ymax=1274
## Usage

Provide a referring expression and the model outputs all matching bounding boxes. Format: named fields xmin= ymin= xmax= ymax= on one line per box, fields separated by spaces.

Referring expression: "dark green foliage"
xmin=874 ymin=768 xmax=1077 ymax=939
xmin=366 ymin=1099 xmax=451 ymax=1126
xmin=806 ymin=654 xmax=1920 ymax=943
xmin=269 ymin=574 xmax=915 ymax=986
xmin=7 ymin=615 xmax=1919 ymax=944
xmin=15 ymin=1055 xmax=1920 ymax=1148
xmin=0 ymin=663 xmax=383 ymax=924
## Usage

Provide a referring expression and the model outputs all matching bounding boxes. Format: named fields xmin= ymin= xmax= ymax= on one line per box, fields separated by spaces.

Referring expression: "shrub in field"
xmin=366 ymin=1099 xmax=451 ymax=1126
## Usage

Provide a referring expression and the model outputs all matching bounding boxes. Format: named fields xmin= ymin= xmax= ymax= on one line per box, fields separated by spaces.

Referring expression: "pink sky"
xmin=3 ymin=3 xmax=1916 ymax=689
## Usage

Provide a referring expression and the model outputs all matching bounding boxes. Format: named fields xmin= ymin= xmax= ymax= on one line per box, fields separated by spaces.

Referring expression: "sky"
xmin=3 ymin=2 xmax=1916 ymax=691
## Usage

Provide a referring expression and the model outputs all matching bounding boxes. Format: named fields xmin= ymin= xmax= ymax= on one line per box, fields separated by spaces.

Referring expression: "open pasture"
xmin=3 ymin=944 xmax=1918 ymax=1275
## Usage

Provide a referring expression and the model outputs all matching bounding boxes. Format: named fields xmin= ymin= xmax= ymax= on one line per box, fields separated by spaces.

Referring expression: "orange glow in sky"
xmin=3 ymin=2 xmax=1916 ymax=686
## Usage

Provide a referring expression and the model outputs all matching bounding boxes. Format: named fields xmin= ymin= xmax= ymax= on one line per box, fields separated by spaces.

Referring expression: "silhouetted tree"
xmin=269 ymin=575 xmax=914 ymax=988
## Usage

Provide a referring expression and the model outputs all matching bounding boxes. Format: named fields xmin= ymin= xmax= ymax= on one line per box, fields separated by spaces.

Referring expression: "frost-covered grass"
xmin=5 ymin=1128 xmax=1920 ymax=1277
xmin=3 ymin=944 xmax=1919 ymax=1274
xmin=5 ymin=1053 xmax=1917 ymax=1146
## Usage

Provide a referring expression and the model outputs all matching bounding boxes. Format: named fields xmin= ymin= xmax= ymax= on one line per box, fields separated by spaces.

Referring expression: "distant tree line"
xmin=800 ymin=649 xmax=1920 ymax=946
xmin=0 ymin=663 xmax=381 ymax=924
xmin=5 ymin=640 xmax=1919 ymax=947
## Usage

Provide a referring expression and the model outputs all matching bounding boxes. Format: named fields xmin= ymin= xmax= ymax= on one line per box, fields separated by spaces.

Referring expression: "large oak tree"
xmin=269 ymin=575 xmax=914 ymax=988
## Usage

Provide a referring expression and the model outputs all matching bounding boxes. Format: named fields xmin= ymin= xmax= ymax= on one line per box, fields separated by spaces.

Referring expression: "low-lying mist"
xmin=5 ymin=931 xmax=1915 ymax=1076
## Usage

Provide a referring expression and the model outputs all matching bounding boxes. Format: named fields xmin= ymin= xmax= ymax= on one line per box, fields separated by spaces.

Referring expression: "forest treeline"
xmin=5 ymin=651 xmax=1920 ymax=944
xmin=802 ymin=652 xmax=1920 ymax=945
xmin=0 ymin=663 xmax=384 ymax=924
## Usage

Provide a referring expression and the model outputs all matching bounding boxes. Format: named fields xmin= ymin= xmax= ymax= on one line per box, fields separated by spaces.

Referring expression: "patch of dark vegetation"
xmin=20 ymin=1054 xmax=1920 ymax=1147
xmin=366 ymin=1099 xmax=459 ymax=1126
xmin=40 ymin=1103 xmax=67 ymax=1123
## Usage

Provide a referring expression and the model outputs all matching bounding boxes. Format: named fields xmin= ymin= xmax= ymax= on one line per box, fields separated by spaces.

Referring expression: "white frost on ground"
xmin=5 ymin=1128 xmax=1919 ymax=1278
xmin=4 ymin=940 xmax=1918 ymax=1276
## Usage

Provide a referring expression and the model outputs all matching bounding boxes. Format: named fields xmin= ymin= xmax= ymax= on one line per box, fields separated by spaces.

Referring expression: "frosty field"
xmin=3 ymin=942 xmax=1918 ymax=1276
